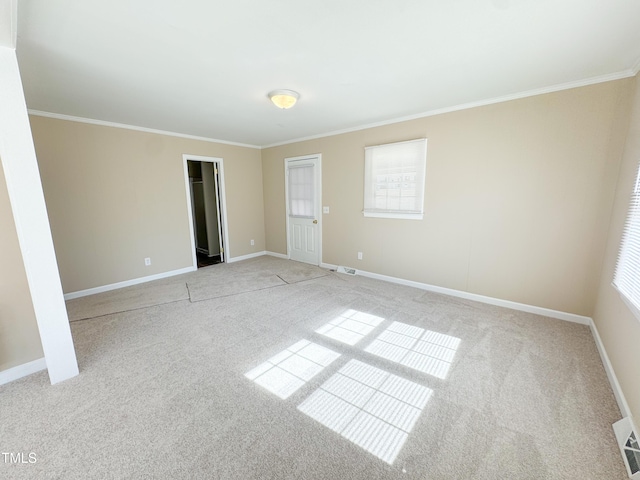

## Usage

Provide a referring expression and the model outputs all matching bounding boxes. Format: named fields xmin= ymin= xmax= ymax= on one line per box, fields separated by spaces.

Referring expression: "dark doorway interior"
xmin=188 ymin=160 xmax=224 ymax=268
xmin=197 ymin=251 xmax=221 ymax=268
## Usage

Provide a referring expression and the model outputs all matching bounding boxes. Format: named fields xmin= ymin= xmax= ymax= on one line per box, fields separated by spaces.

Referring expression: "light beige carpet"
xmin=0 ymin=257 xmax=627 ymax=479
xmin=66 ymin=281 xmax=189 ymax=321
xmin=274 ymin=263 xmax=329 ymax=284
xmin=187 ymin=271 xmax=286 ymax=302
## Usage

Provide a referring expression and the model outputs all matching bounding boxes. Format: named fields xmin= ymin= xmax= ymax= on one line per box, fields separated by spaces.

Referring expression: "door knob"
xmin=313 ymin=219 xmax=318 ymax=224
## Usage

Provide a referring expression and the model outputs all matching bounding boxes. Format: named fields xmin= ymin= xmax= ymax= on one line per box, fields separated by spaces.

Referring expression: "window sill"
xmin=363 ymin=211 xmax=423 ymax=220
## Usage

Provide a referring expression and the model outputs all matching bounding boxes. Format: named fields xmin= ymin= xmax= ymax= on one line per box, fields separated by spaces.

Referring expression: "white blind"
xmin=288 ymin=164 xmax=314 ymax=217
xmin=613 ymin=164 xmax=640 ymax=320
xmin=364 ymin=138 xmax=427 ymax=219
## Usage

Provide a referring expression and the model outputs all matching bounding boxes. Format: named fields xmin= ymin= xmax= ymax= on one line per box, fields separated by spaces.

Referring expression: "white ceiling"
xmin=15 ymin=0 xmax=640 ymax=148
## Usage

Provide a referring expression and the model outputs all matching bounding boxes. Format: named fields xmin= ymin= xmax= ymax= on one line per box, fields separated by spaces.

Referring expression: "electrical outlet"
xmin=144 ymin=257 xmax=151 ymax=266
xmin=357 ymin=252 xmax=363 ymax=260
xmin=250 ymin=239 xmax=255 ymax=246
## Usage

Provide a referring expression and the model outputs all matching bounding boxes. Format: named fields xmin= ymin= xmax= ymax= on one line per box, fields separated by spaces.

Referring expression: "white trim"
xmin=320 ymin=262 xmax=338 ymax=270
xmin=284 ymin=154 xmax=323 ymax=266
xmin=0 ymin=357 xmax=47 ymax=386
xmin=182 ymin=154 xmax=231 ymax=265
xmin=589 ymin=319 xmax=632 ymax=418
xmin=184 ymin=160 xmax=198 ymax=269
xmin=363 ymin=212 xmax=424 ymax=220
xmin=63 ymin=266 xmax=195 ymax=300
xmin=266 ymin=251 xmax=289 ymax=260
xmin=357 ymin=268 xmax=591 ymax=324
xmin=328 ymin=265 xmax=590 ymax=325
xmin=63 ymin=250 xmax=279 ymax=298
xmin=226 ymin=251 xmax=267 ymax=263
xmin=28 ymin=110 xmax=260 ymax=150
xmin=261 ymin=69 xmax=637 ymax=149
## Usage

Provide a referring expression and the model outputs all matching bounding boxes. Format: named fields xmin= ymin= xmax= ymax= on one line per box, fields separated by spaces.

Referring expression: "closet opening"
xmin=183 ymin=155 xmax=228 ymax=268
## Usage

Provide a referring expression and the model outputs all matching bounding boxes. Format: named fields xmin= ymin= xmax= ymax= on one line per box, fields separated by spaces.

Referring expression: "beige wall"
xmin=263 ymin=79 xmax=634 ymax=317
xmin=593 ymin=75 xmax=640 ymax=423
xmin=0 ymin=157 xmax=43 ymax=371
xmin=30 ymin=116 xmax=265 ymax=293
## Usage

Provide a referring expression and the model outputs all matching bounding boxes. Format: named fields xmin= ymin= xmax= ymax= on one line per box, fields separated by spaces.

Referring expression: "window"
xmin=363 ymin=138 xmax=427 ymax=219
xmin=288 ymin=164 xmax=315 ymax=218
xmin=613 ymin=164 xmax=640 ymax=322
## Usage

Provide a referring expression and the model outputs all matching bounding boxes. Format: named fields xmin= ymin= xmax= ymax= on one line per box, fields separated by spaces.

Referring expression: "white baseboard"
xmin=226 ymin=251 xmax=267 ymax=263
xmin=0 ymin=357 xmax=47 ymax=386
xmin=64 ymin=252 xmax=284 ymax=298
xmin=224 ymin=251 xmax=289 ymax=263
xmin=328 ymin=264 xmax=591 ymax=325
xmin=320 ymin=262 xmax=338 ymax=270
xmin=64 ymin=266 xmax=197 ymax=300
xmin=266 ymin=251 xmax=289 ymax=260
xmin=589 ymin=319 xmax=632 ymax=418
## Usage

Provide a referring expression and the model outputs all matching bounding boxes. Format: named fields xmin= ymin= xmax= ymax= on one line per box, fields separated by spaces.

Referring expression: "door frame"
xmin=284 ymin=154 xmax=322 ymax=265
xmin=182 ymin=154 xmax=230 ymax=267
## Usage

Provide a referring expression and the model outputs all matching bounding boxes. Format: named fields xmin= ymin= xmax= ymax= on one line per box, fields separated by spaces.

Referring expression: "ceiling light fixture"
xmin=268 ymin=89 xmax=299 ymax=109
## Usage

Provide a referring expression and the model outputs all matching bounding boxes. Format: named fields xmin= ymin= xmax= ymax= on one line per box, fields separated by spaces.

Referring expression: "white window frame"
xmin=363 ymin=138 xmax=427 ymax=220
xmin=613 ymin=163 xmax=640 ymax=324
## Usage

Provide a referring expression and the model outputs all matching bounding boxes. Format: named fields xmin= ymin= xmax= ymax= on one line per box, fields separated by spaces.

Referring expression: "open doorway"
xmin=182 ymin=155 xmax=229 ymax=269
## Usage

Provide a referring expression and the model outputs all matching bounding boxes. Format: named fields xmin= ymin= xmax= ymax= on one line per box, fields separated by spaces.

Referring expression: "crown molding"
xmin=27 ymin=110 xmax=261 ymax=150
xmin=261 ymin=69 xmax=637 ymax=149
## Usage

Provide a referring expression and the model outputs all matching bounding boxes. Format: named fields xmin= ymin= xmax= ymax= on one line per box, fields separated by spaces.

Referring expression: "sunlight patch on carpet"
xmin=316 ymin=309 xmax=385 ymax=345
xmin=245 ymin=340 xmax=340 ymax=399
xmin=364 ymin=322 xmax=460 ymax=379
xmin=298 ymin=359 xmax=432 ymax=464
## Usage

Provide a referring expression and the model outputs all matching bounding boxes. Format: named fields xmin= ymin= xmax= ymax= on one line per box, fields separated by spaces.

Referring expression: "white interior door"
xmin=201 ymin=162 xmax=220 ymax=257
xmin=213 ymin=163 xmax=225 ymax=262
xmin=286 ymin=156 xmax=321 ymax=265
